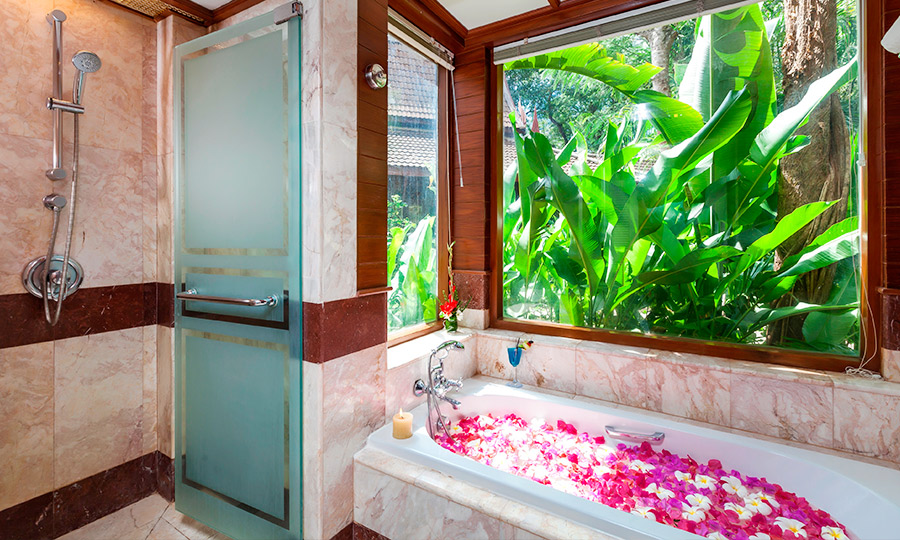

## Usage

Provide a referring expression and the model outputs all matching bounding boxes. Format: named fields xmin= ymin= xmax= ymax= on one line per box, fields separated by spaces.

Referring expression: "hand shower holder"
xmin=47 ymin=97 xmax=85 ymax=115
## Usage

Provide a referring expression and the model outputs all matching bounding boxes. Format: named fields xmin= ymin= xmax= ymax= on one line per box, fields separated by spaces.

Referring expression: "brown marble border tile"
xmin=353 ymin=523 xmax=391 ymax=540
xmin=0 ymin=283 xmax=175 ymax=349
xmin=303 ymin=293 xmax=387 ymax=364
xmin=328 ymin=523 xmax=391 ymax=540
xmin=0 ymin=451 xmax=171 ymax=540
xmin=156 ymin=452 xmax=175 ymax=503
xmin=0 ymin=493 xmax=53 ymax=540
xmin=452 ymin=270 xmax=489 ymax=310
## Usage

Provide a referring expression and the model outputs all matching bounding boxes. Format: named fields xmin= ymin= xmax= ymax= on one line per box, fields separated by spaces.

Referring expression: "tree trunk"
xmin=639 ymin=26 xmax=677 ymax=96
xmin=768 ymin=0 xmax=851 ymax=345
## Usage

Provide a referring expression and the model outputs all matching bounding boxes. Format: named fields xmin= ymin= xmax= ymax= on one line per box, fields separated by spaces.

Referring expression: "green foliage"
xmin=388 ymin=216 xmax=437 ymax=331
xmin=503 ymin=3 xmax=860 ymax=353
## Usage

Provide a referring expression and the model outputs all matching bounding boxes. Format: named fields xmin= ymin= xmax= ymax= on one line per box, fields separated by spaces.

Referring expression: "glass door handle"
xmin=177 ymin=288 xmax=278 ymax=307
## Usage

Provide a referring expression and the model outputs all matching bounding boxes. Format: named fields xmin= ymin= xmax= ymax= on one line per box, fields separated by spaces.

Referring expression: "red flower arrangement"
xmin=439 ymin=242 xmax=470 ymax=331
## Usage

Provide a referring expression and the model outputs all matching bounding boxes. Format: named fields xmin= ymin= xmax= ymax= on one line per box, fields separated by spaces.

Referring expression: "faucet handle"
xmin=446 ymin=378 xmax=462 ymax=389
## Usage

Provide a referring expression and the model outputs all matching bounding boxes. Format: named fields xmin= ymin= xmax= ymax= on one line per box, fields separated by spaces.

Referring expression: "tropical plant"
xmin=388 ymin=215 xmax=438 ymax=331
xmin=502 ymin=3 xmax=860 ymax=353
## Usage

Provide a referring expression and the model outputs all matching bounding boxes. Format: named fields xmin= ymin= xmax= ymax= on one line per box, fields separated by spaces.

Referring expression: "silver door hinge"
xmin=274 ymin=2 xmax=303 ymax=24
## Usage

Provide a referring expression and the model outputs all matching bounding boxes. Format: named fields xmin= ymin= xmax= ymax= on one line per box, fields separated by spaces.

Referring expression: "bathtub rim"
xmin=365 ymin=376 xmax=900 ymax=540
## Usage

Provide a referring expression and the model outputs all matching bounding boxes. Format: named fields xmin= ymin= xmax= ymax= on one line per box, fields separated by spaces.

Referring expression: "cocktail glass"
xmin=506 ymin=347 xmax=523 ymax=388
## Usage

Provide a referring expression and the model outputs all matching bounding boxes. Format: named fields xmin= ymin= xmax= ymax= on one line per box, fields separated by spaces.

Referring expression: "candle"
xmin=392 ymin=409 xmax=413 ymax=439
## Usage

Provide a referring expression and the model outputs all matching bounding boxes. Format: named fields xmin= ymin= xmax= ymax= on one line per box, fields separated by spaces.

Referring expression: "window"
xmin=500 ymin=0 xmax=862 ymax=357
xmin=387 ymin=33 xmax=448 ymax=337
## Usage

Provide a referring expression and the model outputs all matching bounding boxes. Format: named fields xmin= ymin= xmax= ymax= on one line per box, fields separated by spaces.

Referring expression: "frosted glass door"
xmin=173 ymin=7 xmax=301 ymax=540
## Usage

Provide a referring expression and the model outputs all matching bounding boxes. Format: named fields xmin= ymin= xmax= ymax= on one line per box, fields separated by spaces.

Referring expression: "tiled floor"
xmin=58 ymin=494 xmax=232 ymax=540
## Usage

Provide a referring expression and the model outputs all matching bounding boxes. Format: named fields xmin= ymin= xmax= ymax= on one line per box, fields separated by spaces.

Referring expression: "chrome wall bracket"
xmin=274 ymin=2 xmax=303 ymax=24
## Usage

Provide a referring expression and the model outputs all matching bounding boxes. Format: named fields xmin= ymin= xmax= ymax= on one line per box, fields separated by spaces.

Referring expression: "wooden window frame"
xmin=387 ymin=50 xmax=452 ymax=347
xmin=488 ymin=6 xmax=882 ymax=374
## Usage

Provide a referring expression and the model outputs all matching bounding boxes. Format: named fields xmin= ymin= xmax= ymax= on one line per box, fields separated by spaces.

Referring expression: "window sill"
xmin=477 ymin=327 xmax=900 ymax=395
xmin=387 ymin=328 xmax=475 ymax=371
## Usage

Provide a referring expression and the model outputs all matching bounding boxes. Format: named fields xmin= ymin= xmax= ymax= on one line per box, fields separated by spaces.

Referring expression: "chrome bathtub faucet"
xmin=413 ymin=340 xmax=464 ymax=438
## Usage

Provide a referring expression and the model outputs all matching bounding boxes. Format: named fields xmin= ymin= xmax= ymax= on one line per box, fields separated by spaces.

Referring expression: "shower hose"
xmin=42 ymin=114 xmax=79 ymax=325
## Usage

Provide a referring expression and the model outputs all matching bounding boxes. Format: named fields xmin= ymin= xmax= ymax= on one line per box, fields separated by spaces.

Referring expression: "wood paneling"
xmin=465 ymin=0 xmax=668 ymax=48
xmin=388 ymin=0 xmax=466 ymax=52
xmin=358 ymin=0 xmax=390 ymax=292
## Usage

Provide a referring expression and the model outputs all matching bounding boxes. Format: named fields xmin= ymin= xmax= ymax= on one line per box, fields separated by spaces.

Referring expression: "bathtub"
xmin=365 ymin=377 xmax=900 ymax=540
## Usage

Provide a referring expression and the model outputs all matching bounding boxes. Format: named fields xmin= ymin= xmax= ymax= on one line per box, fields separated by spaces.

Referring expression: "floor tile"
xmin=57 ymin=494 xmax=168 ymax=540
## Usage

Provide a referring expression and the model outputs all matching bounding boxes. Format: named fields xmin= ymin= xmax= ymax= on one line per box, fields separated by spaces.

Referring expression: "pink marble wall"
xmin=476 ymin=330 xmax=900 ymax=468
xmin=0 ymin=0 xmax=164 ymax=512
xmin=153 ymin=14 xmax=206 ymax=462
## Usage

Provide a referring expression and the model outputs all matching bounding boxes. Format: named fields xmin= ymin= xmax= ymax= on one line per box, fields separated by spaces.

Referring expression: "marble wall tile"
xmin=0 ymin=342 xmax=55 ymax=511
xmin=476 ymin=331 xmax=525 ymax=380
xmin=319 ymin=121 xmax=357 ymax=303
xmin=66 ymin=145 xmax=143 ymax=288
xmin=883 ymin=348 xmax=900 ymax=384
xmin=730 ymin=373 xmax=833 ymax=447
xmin=0 ymin=0 xmax=54 ymax=140
xmin=156 ymin=17 xmax=175 ymax=158
xmin=301 ymin=121 xmax=323 ymax=302
xmin=156 ymin=152 xmax=173 ymax=285
xmin=320 ymin=0 xmax=357 ymax=132
xmin=0 ymin=133 xmax=54 ymax=294
xmin=54 ymin=0 xmax=151 ymax=154
xmin=516 ymin=336 xmax=577 ymax=394
xmin=575 ymin=345 xmax=660 ymax=410
xmin=142 ymin=325 xmax=158 ymax=455
xmin=156 ymin=325 xmax=174 ymax=458
xmin=833 ymin=387 xmax=900 ymax=463
xmin=384 ymin=353 xmax=428 ymax=421
xmin=459 ymin=308 xmax=489 ymax=330
xmin=322 ymin=344 xmax=387 ymax=539
xmin=354 ymin=463 xmax=516 ymax=540
xmin=141 ymin=23 xmax=158 ymax=157
xmin=384 ymin=332 xmax=476 ymax=422
xmin=303 ymin=361 xmax=325 ymax=540
xmin=54 ymin=328 xmax=144 ymax=487
xmin=142 ymin=154 xmax=158 ymax=283
xmin=650 ymin=355 xmax=730 ymax=426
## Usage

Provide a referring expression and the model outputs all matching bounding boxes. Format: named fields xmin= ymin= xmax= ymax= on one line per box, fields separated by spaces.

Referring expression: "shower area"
xmin=21 ymin=9 xmax=101 ymax=326
xmin=0 ymin=1 xmax=305 ymax=539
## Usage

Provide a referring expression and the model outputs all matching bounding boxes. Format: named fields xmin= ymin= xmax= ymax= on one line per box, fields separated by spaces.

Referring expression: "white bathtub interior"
xmin=366 ymin=378 xmax=900 ymax=540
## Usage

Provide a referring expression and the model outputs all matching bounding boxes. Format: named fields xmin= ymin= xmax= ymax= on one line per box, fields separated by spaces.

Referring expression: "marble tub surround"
xmin=385 ymin=330 xmax=477 ymax=422
xmin=473 ymin=329 xmax=900 ymax=466
xmin=354 ymin=446 xmax=605 ymax=540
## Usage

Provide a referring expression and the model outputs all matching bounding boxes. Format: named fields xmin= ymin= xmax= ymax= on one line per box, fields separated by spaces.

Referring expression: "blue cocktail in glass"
xmin=506 ymin=346 xmax=523 ymax=388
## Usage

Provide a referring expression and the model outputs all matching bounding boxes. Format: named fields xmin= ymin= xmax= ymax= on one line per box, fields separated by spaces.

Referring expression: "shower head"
xmin=72 ymin=51 xmax=101 ymax=105
xmin=73 ymin=51 xmax=101 ymax=73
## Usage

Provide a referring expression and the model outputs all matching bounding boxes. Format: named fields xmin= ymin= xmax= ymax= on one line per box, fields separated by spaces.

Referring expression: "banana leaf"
xmin=802 ymin=268 xmax=859 ymax=348
xmin=731 ymin=58 xmax=857 ymax=225
xmin=637 ymin=246 xmax=742 ymax=286
xmin=743 ymin=302 xmax=856 ymax=335
xmin=506 ymin=44 xmax=705 ymax=143
xmin=527 ymin=132 xmax=604 ymax=298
